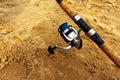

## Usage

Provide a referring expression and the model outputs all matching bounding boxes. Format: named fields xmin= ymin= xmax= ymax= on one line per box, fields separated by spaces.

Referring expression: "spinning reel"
xmin=48 ymin=22 xmax=82 ymax=54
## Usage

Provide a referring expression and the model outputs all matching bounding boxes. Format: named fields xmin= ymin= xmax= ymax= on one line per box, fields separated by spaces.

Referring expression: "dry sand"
xmin=0 ymin=0 xmax=120 ymax=80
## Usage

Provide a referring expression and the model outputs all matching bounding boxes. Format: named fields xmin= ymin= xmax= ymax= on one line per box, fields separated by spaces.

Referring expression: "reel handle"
xmin=48 ymin=46 xmax=56 ymax=54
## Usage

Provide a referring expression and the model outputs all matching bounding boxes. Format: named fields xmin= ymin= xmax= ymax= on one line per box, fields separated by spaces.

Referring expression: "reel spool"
xmin=48 ymin=22 xmax=82 ymax=54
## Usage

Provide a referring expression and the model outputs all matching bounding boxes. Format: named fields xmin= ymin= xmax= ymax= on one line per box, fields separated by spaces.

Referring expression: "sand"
xmin=0 ymin=0 xmax=120 ymax=80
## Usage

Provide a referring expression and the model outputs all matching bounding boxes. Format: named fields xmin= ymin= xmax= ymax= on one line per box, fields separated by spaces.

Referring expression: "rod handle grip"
xmin=59 ymin=1 xmax=76 ymax=18
xmin=100 ymin=42 xmax=120 ymax=67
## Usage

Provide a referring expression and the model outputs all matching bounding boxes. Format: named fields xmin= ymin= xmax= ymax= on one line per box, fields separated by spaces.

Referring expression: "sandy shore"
xmin=0 ymin=0 xmax=120 ymax=80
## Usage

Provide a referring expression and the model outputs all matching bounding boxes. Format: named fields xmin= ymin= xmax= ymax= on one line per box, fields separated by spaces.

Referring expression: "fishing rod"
xmin=56 ymin=0 xmax=120 ymax=68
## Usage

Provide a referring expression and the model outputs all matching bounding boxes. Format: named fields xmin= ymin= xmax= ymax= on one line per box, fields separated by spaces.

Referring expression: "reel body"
xmin=58 ymin=23 xmax=78 ymax=43
xmin=48 ymin=22 xmax=82 ymax=54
